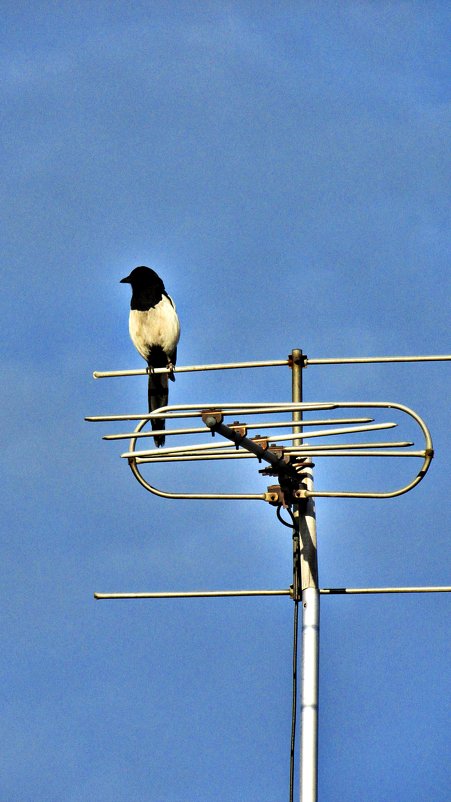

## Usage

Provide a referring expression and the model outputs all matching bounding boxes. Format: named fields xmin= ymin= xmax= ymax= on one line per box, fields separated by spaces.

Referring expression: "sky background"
xmin=1 ymin=2 xmax=450 ymax=800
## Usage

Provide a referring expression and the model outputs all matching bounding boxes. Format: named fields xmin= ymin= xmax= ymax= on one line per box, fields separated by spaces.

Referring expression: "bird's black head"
xmin=120 ymin=266 xmax=166 ymax=311
xmin=120 ymin=265 xmax=163 ymax=289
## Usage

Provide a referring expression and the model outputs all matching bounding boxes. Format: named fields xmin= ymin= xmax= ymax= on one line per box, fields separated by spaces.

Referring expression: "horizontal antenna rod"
xmin=130 ymin=441 xmax=413 ymax=460
xmin=322 ymin=586 xmax=451 ymax=594
xmin=93 ymin=359 xmax=287 ymax=378
xmin=92 ymin=354 xmax=451 ymax=378
xmin=135 ymin=448 xmax=419 ymax=465
xmin=121 ymin=423 xmax=401 ymax=460
xmin=86 ymin=402 xmax=335 ymax=423
xmin=310 ymin=355 xmax=451 ymax=366
xmin=95 ymin=589 xmax=291 ymax=599
xmin=94 ymin=586 xmax=451 ymax=600
xmin=103 ymin=417 xmax=374 ymax=441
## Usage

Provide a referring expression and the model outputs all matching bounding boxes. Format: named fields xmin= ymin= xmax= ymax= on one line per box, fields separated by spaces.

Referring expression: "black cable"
xmin=289 ymin=596 xmax=299 ymax=802
xmin=276 ymin=504 xmax=296 ymax=529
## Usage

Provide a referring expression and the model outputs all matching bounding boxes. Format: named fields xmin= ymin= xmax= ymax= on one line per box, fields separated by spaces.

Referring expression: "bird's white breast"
xmin=129 ymin=295 xmax=180 ymax=361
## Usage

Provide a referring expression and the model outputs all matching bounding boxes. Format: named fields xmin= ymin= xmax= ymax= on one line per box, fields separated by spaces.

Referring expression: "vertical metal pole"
xmin=291 ymin=349 xmax=319 ymax=802
xmin=291 ymin=350 xmax=303 ymax=605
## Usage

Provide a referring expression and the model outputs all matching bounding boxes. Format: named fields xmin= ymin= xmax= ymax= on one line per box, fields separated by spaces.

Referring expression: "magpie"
xmin=120 ymin=266 xmax=180 ymax=446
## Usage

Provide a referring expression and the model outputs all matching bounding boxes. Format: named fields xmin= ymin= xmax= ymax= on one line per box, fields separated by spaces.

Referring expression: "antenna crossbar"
xmin=92 ymin=353 xmax=451 ymax=379
xmin=94 ymin=586 xmax=451 ymax=600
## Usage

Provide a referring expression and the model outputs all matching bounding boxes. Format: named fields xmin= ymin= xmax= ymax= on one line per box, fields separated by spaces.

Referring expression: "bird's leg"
xmin=167 ymin=361 xmax=175 ymax=382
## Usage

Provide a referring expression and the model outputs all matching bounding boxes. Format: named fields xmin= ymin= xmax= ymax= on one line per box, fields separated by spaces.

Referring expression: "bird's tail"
xmin=148 ymin=372 xmax=168 ymax=447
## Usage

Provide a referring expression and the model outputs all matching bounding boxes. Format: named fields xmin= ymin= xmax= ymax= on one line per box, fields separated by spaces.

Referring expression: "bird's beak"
xmin=120 ymin=275 xmax=131 ymax=283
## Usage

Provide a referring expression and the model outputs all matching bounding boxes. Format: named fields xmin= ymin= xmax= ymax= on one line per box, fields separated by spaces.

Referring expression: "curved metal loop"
xmin=300 ymin=401 xmax=433 ymax=499
xmin=128 ymin=416 xmax=266 ymax=501
xmin=124 ymin=401 xmax=433 ymax=501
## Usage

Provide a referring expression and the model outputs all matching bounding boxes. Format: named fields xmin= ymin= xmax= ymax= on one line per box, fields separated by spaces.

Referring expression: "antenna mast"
xmin=291 ymin=349 xmax=319 ymax=802
xmin=86 ymin=349 xmax=451 ymax=802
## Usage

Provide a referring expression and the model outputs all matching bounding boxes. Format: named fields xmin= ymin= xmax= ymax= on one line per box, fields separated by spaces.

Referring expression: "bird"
xmin=120 ymin=266 xmax=180 ymax=446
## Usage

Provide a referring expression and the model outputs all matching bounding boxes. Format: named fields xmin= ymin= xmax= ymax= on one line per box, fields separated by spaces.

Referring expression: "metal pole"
xmin=291 ymin=349 xmax=319 ymax=802
xmin=201 ymin=415 xmax=305 ymax=482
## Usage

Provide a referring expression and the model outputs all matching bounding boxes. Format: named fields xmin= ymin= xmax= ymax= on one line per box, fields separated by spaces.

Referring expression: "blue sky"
xmin=1 ymin=2 xmax=450 ymax=800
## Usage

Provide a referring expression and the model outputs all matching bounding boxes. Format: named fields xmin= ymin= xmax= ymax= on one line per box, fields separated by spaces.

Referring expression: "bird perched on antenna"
xmin=120 ymin=266 xmax=180 ymax=446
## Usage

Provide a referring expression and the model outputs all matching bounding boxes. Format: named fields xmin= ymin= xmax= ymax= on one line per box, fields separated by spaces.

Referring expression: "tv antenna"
xmin=86 ymin=349 xmax=450 ymax=802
